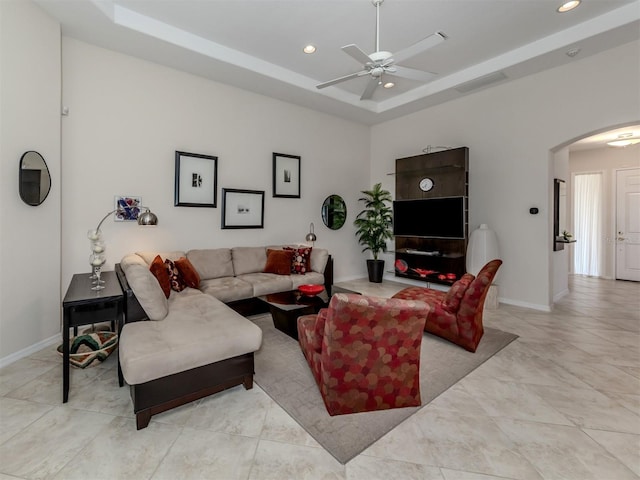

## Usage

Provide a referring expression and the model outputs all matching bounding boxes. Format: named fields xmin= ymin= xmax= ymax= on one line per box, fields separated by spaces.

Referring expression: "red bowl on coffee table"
xmin=298 ymin=284 xmax=324 ymax=296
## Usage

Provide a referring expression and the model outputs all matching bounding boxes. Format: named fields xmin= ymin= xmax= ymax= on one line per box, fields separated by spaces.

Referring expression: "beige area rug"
xmin=250 ymin=314 xmax=518 ymax=464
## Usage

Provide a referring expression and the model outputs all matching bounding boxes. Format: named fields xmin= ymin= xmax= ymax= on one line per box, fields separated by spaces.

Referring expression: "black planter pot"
xmin=366 ymin=259 xmax=385 ymax=283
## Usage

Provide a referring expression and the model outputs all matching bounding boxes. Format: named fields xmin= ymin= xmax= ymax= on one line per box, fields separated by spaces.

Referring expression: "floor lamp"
xmin=87 ymin=206 xmax=159 ymax=290
xmin=83 ymin=205 xmax=158 ymax=332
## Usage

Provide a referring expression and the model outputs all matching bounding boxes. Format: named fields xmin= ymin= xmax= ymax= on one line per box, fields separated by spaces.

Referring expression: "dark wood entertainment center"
xmin=394 ymin=147 xmax=469 ymax=286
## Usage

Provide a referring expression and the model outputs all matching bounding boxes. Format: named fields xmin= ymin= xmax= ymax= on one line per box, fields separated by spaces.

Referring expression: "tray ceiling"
xmin=35 ymin=0 xmax=640 ymax=124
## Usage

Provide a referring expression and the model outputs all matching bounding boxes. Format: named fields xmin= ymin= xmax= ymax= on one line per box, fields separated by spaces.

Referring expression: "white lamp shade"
xmin=466 ymin=224 xmax=500 ymax=277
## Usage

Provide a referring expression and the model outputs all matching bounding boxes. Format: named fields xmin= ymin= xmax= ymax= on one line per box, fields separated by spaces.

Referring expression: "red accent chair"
xmin=297 ymin=293 xmax=428 ymax=416
xmin=392 ymin=259 xmax=502 ymax=353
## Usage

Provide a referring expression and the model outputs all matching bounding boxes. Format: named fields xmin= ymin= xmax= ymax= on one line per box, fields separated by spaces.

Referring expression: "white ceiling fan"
xmin=316 ymin=0 xmax=446 ymax=100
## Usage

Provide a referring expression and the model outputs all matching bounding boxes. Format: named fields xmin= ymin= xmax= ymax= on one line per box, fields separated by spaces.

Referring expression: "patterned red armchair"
xmin=297 ymin=293 xmax=428 ymax=416
xmin=392 ymin=259 xmax=502 ymax=353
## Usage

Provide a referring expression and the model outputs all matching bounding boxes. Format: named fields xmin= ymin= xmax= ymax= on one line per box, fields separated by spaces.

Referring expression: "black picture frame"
xmin=272 ymin=153 xmax=301 ymax=198
xmin=175 ymin=151 xmax=218 ymax=207
xmin=221 ymin=188 xmax=265 ymax=229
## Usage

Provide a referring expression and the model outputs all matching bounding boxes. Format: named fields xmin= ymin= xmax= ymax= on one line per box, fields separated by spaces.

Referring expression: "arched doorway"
xmin=551 ymin=123 xmax=640 ymax=303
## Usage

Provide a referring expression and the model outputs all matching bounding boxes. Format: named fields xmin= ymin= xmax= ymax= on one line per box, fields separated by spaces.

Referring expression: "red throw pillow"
xmin=164 ymin=259 xmax=187 ymax=292
xmin=175 ymin=257 xmax=201 ymax=288
xmin=443 ymin=273 xmax=475 ymax=313
xmin=149 ymin=255 xmax=171 ymax=298
xmin=283 ymin=246 xmax=312 ymax=274
xmin=264 ymin=249 xmax=294 ymax=275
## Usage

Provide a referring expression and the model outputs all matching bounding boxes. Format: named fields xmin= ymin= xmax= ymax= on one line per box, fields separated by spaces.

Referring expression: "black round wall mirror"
xmin=321 ymin=194 xmax=347 ymax=230
xmin=19 ymin=151 xmax=51 ymax=206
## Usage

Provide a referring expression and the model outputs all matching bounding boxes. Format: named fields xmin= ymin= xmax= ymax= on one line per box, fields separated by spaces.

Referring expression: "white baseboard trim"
xmin=339 ymin=275 xmax=552 ymax=312
xmin=382 ymin=273 xmax=448 ymax=291
xmin=499 ymin=297 xmax=551 ymax=312
xmin=0 ymin=334 xmax=61 ymax=369
xmin=553 ymin=289 xmax=569 ymax=303
xmin=334 ymin=274 xmax=368 ymax=283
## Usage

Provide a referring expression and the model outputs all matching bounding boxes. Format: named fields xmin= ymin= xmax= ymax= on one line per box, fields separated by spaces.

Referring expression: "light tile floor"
xmin=0 ymin=276 xmax=638 ymax=479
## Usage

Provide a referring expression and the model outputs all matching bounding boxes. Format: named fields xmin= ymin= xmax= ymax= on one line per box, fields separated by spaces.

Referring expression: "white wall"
xmin=61 ymin=38 xmax=370 ymax=290
xmin=569 ymin=143 xmax=640 ymax=279
xmin=0 ymin=0 xmax=61 ymax=362
xmin=370 ymin=40 xmax=640 ymax=310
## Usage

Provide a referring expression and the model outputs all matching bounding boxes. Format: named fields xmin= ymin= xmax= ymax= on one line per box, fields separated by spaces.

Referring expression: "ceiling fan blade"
xmin=392 ymin=32 xmax=446 ymax=64
xmin=389 ymin=65 xmax=437 ymax=82
xmin=342 ymin=44 xmax=372 ymax=65
xmin=360 ymin=76 xmax=379 ymax=100
xmin=316 ymin=70 xmax=368 ymax=89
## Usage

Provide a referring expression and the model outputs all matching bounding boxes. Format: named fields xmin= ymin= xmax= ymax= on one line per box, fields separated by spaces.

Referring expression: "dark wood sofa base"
xmin=130 ymin=352 xmax=255 ymax=430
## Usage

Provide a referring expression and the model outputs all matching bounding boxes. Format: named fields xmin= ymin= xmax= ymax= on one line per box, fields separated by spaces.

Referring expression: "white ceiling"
xmin=36 ymin=0 xmax=640 ymax=125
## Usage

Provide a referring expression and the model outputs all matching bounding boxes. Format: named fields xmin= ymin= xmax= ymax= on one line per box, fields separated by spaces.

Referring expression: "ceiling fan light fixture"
xmin=315 ymin=0 xmax=445 ymax=100
xmin=607 ymin=133 xmax=640 ymax=147
xmin=303 ymin=45 xmax=316 ymax=54
xmin=607 ymin=139 xmax=640 ymax=147
xmin=557 ymin=1 xmax=581 ymax=13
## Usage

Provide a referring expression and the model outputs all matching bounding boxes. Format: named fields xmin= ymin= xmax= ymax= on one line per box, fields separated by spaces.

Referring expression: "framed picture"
xmin=114 ymin=196 xmax=142 ymax=222
xmin=272 ymin=152 xmax=300 ymax=198
xmin=222 ymin=188 xmax=265 ymax=229
xmin=175 ymin=151 xmax=218 ymax=207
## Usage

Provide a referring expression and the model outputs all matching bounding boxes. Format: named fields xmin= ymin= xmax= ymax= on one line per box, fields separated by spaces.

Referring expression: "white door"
xmin=616 ymin=168 xmax=640 ymax=281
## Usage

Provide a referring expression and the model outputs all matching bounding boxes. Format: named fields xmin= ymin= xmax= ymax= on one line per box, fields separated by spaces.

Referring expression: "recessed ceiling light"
xmin=383 ymin=82 xmax=395 ymax=89
xmin=303 ymin=45 xmax=316 ymax=54
xmin=557 ymin=1 xmax=580 ymax=13
xmin=566 ymin=47 xmax=581 ymax=58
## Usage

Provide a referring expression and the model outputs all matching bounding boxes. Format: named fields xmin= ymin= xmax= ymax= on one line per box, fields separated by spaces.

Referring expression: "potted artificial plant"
xmin=354 ymin=183 xmax=394 ymax=283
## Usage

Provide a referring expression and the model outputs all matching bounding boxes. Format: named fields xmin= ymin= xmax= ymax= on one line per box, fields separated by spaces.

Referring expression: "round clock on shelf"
xmin=419 ymin=177 xmax=434 ymax=192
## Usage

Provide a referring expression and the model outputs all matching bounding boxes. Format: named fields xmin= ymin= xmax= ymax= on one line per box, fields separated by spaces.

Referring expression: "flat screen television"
xmin=393 ymin=197 xmax=465 ymax=238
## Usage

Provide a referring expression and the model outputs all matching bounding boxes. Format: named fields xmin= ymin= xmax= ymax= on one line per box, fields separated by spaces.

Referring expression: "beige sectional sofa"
xmin=115 ymin=245 xmax=331 ymax=429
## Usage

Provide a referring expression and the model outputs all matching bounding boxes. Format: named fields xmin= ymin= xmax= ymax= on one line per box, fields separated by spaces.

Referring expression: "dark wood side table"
xmin=61 ymin=271 xmax=123 ymax=403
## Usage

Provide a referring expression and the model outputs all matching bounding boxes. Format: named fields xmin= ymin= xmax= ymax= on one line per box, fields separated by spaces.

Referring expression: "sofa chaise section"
xmin=117 ymin=259 xmax=262 ymax=429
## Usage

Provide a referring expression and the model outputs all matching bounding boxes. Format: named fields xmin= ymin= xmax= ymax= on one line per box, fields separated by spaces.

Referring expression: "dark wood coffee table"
xmin=257 ymin=285 xmax=358 ymax=340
